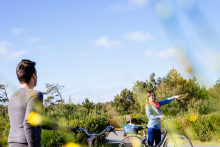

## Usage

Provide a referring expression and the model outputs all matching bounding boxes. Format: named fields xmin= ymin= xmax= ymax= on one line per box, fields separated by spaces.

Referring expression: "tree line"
xmin=111 ymin=68 xmax=220 ymax=116
xmin=1 ymin=68 xmax=220 ymax=116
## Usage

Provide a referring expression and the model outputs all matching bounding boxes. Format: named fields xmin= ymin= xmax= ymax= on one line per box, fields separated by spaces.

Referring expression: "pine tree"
xmin=111 ymin=88 xmax=135 ymax=114
xmin=0 ymin=84 xmax=9 ymax=105
xmin=44 ymin=83 xmax=65 ymax=105
xmin=82 ymin=98 xmax=95 ymax=114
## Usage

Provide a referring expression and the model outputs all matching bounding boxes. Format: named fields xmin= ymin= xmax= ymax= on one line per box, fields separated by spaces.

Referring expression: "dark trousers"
xmin=147 ymin=128 xmax=161 ymax=146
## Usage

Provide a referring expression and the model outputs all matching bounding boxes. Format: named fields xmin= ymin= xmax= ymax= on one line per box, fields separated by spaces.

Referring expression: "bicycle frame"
xmin=134 ymin=118 xmax=172 ymax=147
xmin=75 ymin=125 xmax=117 ymax=147
xmin=139 ymin=128 xmax=168 ymax=147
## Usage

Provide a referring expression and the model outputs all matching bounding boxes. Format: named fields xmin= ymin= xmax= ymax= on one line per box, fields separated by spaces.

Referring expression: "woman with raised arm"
xmin=145 ymin=91 xmax=182 ymax=147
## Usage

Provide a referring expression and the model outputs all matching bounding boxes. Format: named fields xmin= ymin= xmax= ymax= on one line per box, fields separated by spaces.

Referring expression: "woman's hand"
xmin=173 ymin=95 xmax=182 ymax=99
xmin=159 ymin=115 xmax=166 ymax=120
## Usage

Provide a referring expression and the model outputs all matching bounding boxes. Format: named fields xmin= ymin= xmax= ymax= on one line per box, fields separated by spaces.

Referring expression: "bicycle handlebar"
xmin=164 ymin=116 xmax=174 ymax=130
xmin=74 ymin=125 xmax=118 ymax=136
xmin=72 ymin=125 xmax=117 ymax=147
xmin=165 ymin=117 xmax=173 ymax=123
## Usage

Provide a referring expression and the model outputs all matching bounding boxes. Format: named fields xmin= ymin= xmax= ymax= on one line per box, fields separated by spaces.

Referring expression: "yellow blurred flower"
xmin=27 ymin=111 xmax=43 ymax=126
xmin=65 ymin=142 xmax=80 ymax=147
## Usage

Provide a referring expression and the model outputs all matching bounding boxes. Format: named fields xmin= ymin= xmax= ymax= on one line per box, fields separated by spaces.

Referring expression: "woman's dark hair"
xmin=147 ymin=91 xmax=155 ymax=98
xmin=16 ymin=59 xmax=36 ymax=84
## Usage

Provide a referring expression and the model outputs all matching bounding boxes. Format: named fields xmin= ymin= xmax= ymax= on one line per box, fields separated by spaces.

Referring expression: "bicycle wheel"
xmin=164 ymin=134 xmax=193 ymax=147
xmin=119 ymin=136 xmax=146 ymax=147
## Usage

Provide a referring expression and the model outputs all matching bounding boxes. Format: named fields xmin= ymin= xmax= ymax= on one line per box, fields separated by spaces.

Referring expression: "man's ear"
xmin=32 ymin=73 xmax=36 ymax=79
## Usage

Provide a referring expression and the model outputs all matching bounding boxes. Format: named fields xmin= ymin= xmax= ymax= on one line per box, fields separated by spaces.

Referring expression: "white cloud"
xmin=94 ymin=37 xmax=122 ymax=49
xmin=0 ymin=41 xmax=10 ymax=55
xmin=0 ymin=46 xmax=7 ymax=55
xmin=110 ymin=0 xmax=151 ymax=10
xmin=143 ymin=48 xmax=179 ymax=59
xmin=0 ymin=41 xmax=10 ymax=46
xmin=125 ymin=31 xmax=154 ymax=42
xmin=78 ymin=51 xmax=92 ymax=56
xmin=26 ymin=37 xmax=41 ymax=43
xmin=12 ymin=28 xmax=24 ymax=34
xmin=8 ymin=50 xmax=27 ymax=59
xmin=127 ymin=0 xmax=150 ymax=6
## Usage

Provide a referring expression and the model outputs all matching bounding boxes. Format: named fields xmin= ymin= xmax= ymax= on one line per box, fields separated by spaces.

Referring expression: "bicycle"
xmin=118 ymin=118 xmax=193 ymax=147
xmin=73 ymin=125 xmax=118 ymax=147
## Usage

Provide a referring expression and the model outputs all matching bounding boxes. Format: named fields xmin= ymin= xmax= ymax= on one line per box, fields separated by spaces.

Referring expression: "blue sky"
xmin=0 ymin=0 xmax=220 ymax=104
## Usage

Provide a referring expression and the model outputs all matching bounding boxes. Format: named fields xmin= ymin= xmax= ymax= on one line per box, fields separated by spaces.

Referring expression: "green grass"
xmin=192 ymin=140 xmax=220 ymax=146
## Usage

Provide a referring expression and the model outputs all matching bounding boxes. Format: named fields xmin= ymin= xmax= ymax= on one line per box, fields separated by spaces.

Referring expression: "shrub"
xmin=190 ymin=115 xmax=216 ymax=142
xmin=0 ymin=136 xmax=8 ymax=146
xmin=187 ymin=98 xmax=217 ymax=115
xmin=41 ymin=130 xmax=66 ymax=147
xmin=130 ymin=113 xmax=148 ymax=125
xmin=68 ymin=113 xmax=108 ymax=144
xmin=41 ymin=113 xmax=109 ymax=147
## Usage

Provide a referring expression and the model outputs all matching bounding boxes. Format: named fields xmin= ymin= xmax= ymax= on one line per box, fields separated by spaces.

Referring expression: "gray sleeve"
xmin=42 ymin=120 xmax=59 ymax=130
xmin=23 ymin=93 xmax=43 ymax=147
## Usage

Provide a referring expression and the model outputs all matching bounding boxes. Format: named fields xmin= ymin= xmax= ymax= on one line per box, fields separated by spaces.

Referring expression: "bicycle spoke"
xmin=120 ymin=136 xmax=145 ymax=147
xmin=165 ymin=134 xmax=192 ymax=147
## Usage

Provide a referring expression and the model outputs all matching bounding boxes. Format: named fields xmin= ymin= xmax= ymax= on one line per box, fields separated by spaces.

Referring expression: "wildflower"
xmin=187 ymin=113 xmax=198 ymax=123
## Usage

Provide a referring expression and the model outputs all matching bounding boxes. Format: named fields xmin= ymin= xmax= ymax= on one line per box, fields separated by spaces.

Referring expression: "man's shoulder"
xmin=27 ymin=89 xmax=43 ymax=97
xmin=24 ymin=89 xmax=43 ymax=97
xmin=12 ymin=88 xmax=43 ymax=99
xmin=10 ymin=89 xmax=26 ymax=99
xmin=26 ymin=89 xmax=43 ymax=101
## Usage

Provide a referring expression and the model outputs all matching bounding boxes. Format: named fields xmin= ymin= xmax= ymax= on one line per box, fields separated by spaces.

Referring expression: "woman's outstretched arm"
xmin=158 ymin=95 xmax=182 ymax=107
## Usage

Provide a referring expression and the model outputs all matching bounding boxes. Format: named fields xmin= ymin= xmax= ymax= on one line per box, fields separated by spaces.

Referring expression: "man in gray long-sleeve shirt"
xmin=8 ymin=60 xmax=73 ymax=147
xmin=8 ymin=88 xmax=43 ymax=147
